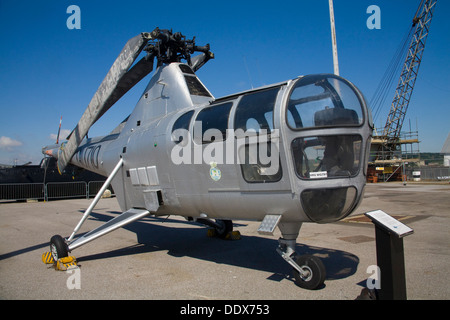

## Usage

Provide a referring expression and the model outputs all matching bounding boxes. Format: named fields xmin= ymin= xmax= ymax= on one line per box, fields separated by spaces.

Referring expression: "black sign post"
xmin=365 ymin=210 xmax=414 ymax=300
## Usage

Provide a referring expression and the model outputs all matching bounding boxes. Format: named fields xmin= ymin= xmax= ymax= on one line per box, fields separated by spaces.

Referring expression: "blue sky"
xmin=1 ymin=0 xmax=449 ymax=165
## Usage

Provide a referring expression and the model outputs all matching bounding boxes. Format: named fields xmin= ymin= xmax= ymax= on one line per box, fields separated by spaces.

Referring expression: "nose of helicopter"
xmin=299 ymin=186 xmax=359 ymax=223
xmin=284 ymin=74 xmax=371 ymax=224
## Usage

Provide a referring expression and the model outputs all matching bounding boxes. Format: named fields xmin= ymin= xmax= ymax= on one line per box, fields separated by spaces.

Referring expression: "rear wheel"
xmin=50 ymin=235 xmax=69 ymax=261
xmin=214 ymin=219 xmax=233 ymax=239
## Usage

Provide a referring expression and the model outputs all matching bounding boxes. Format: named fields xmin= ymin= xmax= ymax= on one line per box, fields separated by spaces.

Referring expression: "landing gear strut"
xmin=277 ymin=238 xmax=326 ymax=290
xmin=276 ymin=223 xmax=326 ymax=290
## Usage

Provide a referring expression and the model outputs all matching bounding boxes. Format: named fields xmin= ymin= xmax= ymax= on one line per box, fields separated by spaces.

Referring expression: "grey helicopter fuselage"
xmin=50 ymin=62 xmax=373 ymax=227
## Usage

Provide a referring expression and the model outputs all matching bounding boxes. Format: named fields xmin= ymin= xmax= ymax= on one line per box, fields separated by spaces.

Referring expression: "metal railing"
xmin=0 ymin=183 xmax=45 ymax=201
xmin=405 ymin=166 xmax=450 ymax=181
xmin=0 ymin=181 xmax=114 ymax=202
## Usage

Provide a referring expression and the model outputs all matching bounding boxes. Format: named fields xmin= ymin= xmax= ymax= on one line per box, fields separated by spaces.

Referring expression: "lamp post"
xmin=329 ymin=0 xmax=340 ymax=76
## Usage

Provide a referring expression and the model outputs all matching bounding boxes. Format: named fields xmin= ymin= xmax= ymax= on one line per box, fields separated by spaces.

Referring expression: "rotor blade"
xmin=190 ymin=52 xmax=214 ymax=72
xmin=57 ymin=32 xmax=154 ymax=173
xmin=94 ymin=54 xmax=155 ymax=123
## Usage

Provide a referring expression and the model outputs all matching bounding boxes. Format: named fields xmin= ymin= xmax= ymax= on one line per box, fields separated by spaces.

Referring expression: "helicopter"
xmin=43 ymin=28 xmax=373 ymax=290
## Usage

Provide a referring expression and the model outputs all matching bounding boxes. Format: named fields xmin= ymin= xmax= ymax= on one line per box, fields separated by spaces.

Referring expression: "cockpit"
xmin=285 ymin=74 xmax=372 ymax=223
xmin=169 ymin=68 xmax=372 ymax=224
xmin=287 ymin=75 xmax=365 ymax=180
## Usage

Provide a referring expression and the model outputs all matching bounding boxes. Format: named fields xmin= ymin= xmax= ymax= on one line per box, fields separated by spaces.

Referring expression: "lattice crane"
xmin=381 ymin=0 xmax=437 ymax=156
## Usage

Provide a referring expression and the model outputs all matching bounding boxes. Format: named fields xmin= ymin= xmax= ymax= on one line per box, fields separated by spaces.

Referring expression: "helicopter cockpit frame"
xmin=283 ymin=74 xmax=373 ymax=224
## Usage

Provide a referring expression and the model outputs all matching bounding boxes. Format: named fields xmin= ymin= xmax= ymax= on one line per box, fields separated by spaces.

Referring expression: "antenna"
xmin=243 ymin=56 xmax=254 ymax=89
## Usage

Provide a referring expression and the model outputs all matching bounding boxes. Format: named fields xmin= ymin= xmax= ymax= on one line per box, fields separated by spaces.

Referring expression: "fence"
xmin=405 ymin=166 xmax=450 ymax=181
xmin=0 ymin=181 xmax=113 ymax=202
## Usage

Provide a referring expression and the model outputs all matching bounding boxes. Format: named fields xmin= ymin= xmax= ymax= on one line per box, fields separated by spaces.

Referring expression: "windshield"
xmin=287 ymin=75 xmax=363 ymax=130
xmin=292 ymin=135 xmax=362 ymax=180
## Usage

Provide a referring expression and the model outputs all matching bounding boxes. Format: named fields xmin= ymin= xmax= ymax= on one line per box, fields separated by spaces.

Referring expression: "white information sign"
xmin=309 ymin=171 xmax=328 ymax=179
xmin=364 ymin=210 xmax=414 ymax=238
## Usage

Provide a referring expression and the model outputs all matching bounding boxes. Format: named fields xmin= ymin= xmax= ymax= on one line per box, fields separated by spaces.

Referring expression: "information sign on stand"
xmin=364 ymin=210 xmax=414 ymax=300
xmin=365 ymin=210 xmax=414 ymax=238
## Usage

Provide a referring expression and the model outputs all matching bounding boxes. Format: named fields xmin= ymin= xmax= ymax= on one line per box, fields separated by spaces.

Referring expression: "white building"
xmin=441 ymin=133 xmax=450 ymax=167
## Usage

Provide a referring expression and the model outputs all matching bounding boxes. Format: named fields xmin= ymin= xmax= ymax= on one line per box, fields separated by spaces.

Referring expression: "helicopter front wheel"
xmin=292 ymin=254 xmax=326 ymax=290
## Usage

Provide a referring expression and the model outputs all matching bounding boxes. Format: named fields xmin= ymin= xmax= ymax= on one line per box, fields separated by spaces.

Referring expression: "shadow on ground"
xmin=74 ymin=212 xmax=360 ymax=287
xmin=0 ymin=210 xmax=359 ymax=289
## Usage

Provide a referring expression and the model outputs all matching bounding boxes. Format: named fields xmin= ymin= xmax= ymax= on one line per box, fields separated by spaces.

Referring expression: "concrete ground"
xmin=0 ymin=182 xmax=449 ymax=300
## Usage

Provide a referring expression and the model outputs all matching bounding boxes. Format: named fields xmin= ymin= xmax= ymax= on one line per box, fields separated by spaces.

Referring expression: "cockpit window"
xmin=292 ymin=135 xmax=362 ymax=180
xmin=287 ymin=75 xmax=363 ymax=130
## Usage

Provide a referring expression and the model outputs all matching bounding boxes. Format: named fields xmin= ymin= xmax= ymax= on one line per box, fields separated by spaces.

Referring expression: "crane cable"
xmin=369 ymin=25 xmax=414 ymax=125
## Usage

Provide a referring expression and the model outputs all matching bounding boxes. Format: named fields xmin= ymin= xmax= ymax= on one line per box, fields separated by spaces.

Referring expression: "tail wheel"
xmin=292 ymin=254 xmax=326 ymax=290
xmin=50 ymin=235 xmax=69 ymax=261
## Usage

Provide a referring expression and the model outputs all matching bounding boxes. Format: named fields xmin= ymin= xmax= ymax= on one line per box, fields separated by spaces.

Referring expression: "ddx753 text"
xmin=224 ymin=305 xmax=269 ymax=315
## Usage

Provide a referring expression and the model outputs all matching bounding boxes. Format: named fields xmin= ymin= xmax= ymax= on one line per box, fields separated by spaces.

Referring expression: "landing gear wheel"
xmin=214 ymin=219 xmax=233 ymax=239
xmin=292 ymin=254 xmax=326 ymax=290
xmin=50 ymin=235 xmax=69 ymax=261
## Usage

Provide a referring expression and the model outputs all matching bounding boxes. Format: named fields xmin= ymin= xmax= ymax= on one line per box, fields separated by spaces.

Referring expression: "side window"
xmin=184 ymin=75 xmax=211 ymax=97
xmin=238 ymin=143 xmax=282 ymax=183
xmin=179 ymin=65 xmax=211 ymax=97
xmin=234 ymin=87 xmax=280 ymax=133
xmin=195 ymin=103 xmax=233 ymax=144
xmin=172 ymin=110 xmax=194 ymax=143
xmin=234 ymin=87 xmax=282 ymax=183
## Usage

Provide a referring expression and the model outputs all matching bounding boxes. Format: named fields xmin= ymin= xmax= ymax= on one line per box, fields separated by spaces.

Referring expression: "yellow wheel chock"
xmin=42 ymin=251 xmax=54 ymax=264
xmin=207 ymin=228 xmax=241 ymax=240
xmin=227 ymin=230 xmax=241 ymax=240
xmin=42 ymin=252 xmax=78 ymax=271
xmin=56 ymin=256 xmax=78 ymax=271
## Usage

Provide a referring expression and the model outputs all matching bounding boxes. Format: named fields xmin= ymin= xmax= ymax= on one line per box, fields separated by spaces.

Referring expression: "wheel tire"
xmin=50 ymin=235 xmax=69 ymax=261
xmin=214 ymin=220 xmax=233 ymax=239
xmin=292 ymin=254 xmax=326 ymax=290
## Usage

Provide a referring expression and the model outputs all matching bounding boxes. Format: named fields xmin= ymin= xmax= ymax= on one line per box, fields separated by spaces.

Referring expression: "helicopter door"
xmin=233 ymin=87 xmax=291 ymax=192
xmin=193 ymin=102 xmax=240 ymax=191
